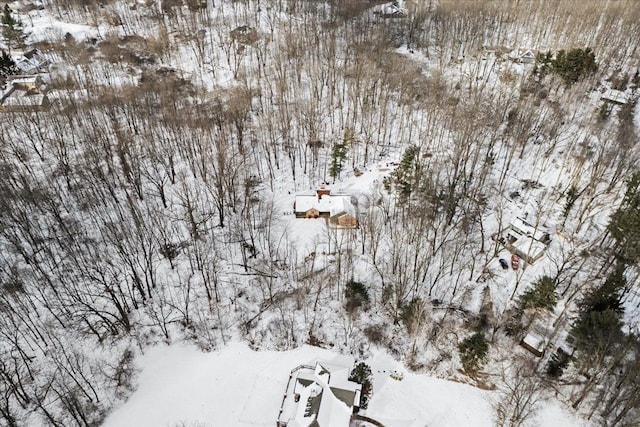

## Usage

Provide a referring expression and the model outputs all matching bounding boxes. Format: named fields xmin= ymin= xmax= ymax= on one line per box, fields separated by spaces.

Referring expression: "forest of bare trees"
xmin=0 ymin=0 xmax=639 ymax=425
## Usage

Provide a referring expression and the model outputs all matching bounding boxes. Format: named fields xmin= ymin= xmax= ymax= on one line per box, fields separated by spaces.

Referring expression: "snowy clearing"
xmin=102 ymin=342 xmax=587 ymax=427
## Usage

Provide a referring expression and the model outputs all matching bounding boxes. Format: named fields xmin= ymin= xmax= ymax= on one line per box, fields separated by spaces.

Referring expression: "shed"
xmin=521 ymin=331 xmax=545 ymax=357
xmin=1 ymin=86 xmax=50 ymax=112
xmin=601 ymin=89 xmax=628 ymax=105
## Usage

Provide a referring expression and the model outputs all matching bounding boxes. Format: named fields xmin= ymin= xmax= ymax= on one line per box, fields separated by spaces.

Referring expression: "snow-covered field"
xmin=103 ymin=342 xmax=587 ymax=427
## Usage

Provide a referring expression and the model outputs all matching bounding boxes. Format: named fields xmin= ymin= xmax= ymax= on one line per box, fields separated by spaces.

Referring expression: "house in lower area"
xmin=330 ymin=212 xmax=358 ymax=228
xmin=521 ymin=330 xmax=546 ymax=357
xmin=294 ymin=184 xmax=358 ymax=228
xmin=276 ymin=357 xmax=362 ymax=427
xmin=372 ymin=2 xmax=405 ymax=18
xmin=1 ymin=76 xmax=50 ymax=112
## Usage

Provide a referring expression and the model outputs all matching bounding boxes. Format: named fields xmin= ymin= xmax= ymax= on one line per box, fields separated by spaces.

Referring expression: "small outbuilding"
xmin=601 ymin=89 xmax=628 ymax=105
xmin=1 ymin=84 xmax=50 ymax=112
xmin=521 ymin=330 xmax=546 ymax=357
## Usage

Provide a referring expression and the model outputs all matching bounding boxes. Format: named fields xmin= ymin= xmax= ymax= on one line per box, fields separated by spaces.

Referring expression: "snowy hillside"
xmin=0 ymin=0 xmax=639 ymax=426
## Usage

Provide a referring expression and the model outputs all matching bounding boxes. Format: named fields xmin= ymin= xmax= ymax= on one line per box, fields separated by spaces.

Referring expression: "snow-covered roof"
xmin=295 ymin=191 xmax=355 ymax=217
xmin=522 ymin=331 xmax=545 ymax=352
xmin=278 ymin=356 xmax=361 ymax=427
xmin=372 ymin=2 xmax=405 ymax=17
xmin=509 ymin=216 xmax=547 ymax=242
xmin=508 ymin=49 xmax=536 ymax=62
xmin=14 ymin=49 xmax=49 ymax=74
xmin=1 ymin=89 xmax=48 ymax=109
xmin=295 ymin=194 xmax=319 ymax=213
xmin=6 ymin=75 xmax=41 ymax=86
xmin=499 ymin=215 xmax=551 ymax=263
xmin=510 ymin=236 xmax=547 ymax=261
xmin=601 ymin=89 xmax=628 ymax=105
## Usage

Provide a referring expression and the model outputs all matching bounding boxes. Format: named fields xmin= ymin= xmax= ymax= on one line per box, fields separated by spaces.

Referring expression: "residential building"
xmin=294 ymin=184 xmax=358 ymax=228
xmin=276 ymin=357 xmax=362 ymax=427
xmin=495 ymin=215 xmax=552 ymax=264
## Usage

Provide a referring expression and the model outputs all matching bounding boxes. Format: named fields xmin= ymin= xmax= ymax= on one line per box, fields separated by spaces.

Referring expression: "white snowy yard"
xmin=102 ymin=342 xmax=587 ymax=427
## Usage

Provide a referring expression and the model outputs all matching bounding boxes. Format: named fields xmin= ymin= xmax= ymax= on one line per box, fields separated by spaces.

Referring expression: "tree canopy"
xmin=520 ymin=275 xmax=558 ymax=312
xmin=0 ymin=49 xmax=17 ymax=78
xmin=1 ymin=5 xmax=26 ymax=52
xmin=458 ymin=332 xmax=489 ymax=373
xmin=608 ymin=172 xmax=640 ymax=264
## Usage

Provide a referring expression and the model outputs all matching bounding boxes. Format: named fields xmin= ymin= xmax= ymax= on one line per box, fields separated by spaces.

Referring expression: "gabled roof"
xmin=14 ymin=49 xmax=49 ymax=74
xmin=508 ymin=49 xmax=537 ymax=62
xmin=278 ymin=357 xmax=361 ymax=427
xmin=372 ymin=2 xmax=405 ymax=17
xmin=294 ymin=194 xmax=355 ymax=217
xmin=505 ymin=217 xmax=550 ymax=264
xmin=601 ymin=89 xmax=628 ymax=105
xmin=1 ymin=86 xmax=48 ymax=110
xmin=509 ymin=216 xmax=547 ymax=242
xmin=522 ymin=331 xmax=545 ymax=356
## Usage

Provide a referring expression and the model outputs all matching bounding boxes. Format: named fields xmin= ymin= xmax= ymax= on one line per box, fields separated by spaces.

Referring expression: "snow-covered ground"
xmin=102 ymin=342 xmax=587 ymax=427
xmin=1 ymin=1 xmax=637 ymax=425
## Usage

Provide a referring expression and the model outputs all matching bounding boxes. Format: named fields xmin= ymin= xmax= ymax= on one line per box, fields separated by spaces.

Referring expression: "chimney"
xmin=316 ymin=183 xmax=331 ymax=201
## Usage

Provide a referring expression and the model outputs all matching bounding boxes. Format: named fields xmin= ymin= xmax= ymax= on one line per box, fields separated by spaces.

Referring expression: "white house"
xmin=495 ymin=215 xmax=552 ymax=264
xmin=14 ymin=49 xmax=50 ymax=74
xmin=371 ymin=2 xmax=405 ymax=18
xmin=276 ymin=357 xmax=362 ymax=427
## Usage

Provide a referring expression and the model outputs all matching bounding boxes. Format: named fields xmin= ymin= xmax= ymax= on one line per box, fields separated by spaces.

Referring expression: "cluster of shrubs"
xmin=535 ymin=47 xmax=597 ymax=84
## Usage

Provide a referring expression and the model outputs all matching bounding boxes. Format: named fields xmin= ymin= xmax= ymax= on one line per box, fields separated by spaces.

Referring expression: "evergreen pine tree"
xmin=329 ymin=129 xmax=352 ymax=181
xmin=520 ymin=275 xmax=558 ymax=312
xmin=551 ymin=47 xmax=597 ymax=84
xmin=349 ymin=362 xmax=373 ymax=409
xmin=385 ymin=145 xmax=420 ymax=203
xmin=344 ymin=279 xmax=370 ymax=314
xmin=0 ymin=49 xmax=17 ymax=78
xmin=458 ymin=332 xmax=489 ymax=373
xmin=568 ymin=266 xmax=626 ymax=368
xmin=608 ymin=172 xmax=640 ymax=264
xmin=580 ymin=264 xmax=626 ymax=314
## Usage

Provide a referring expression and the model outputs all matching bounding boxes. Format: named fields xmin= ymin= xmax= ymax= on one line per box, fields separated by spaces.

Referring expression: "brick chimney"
xmin=316 ymin=183 xmax=331 ymax=201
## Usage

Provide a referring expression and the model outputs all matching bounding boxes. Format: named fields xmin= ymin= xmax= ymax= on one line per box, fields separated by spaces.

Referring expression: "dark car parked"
xmin=499 ymin=258 xmax=509 ymax=270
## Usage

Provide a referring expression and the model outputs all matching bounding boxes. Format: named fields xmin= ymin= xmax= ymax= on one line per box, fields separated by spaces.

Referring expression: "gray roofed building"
xmin=277 ymin=357 xmax=362 ymax=427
